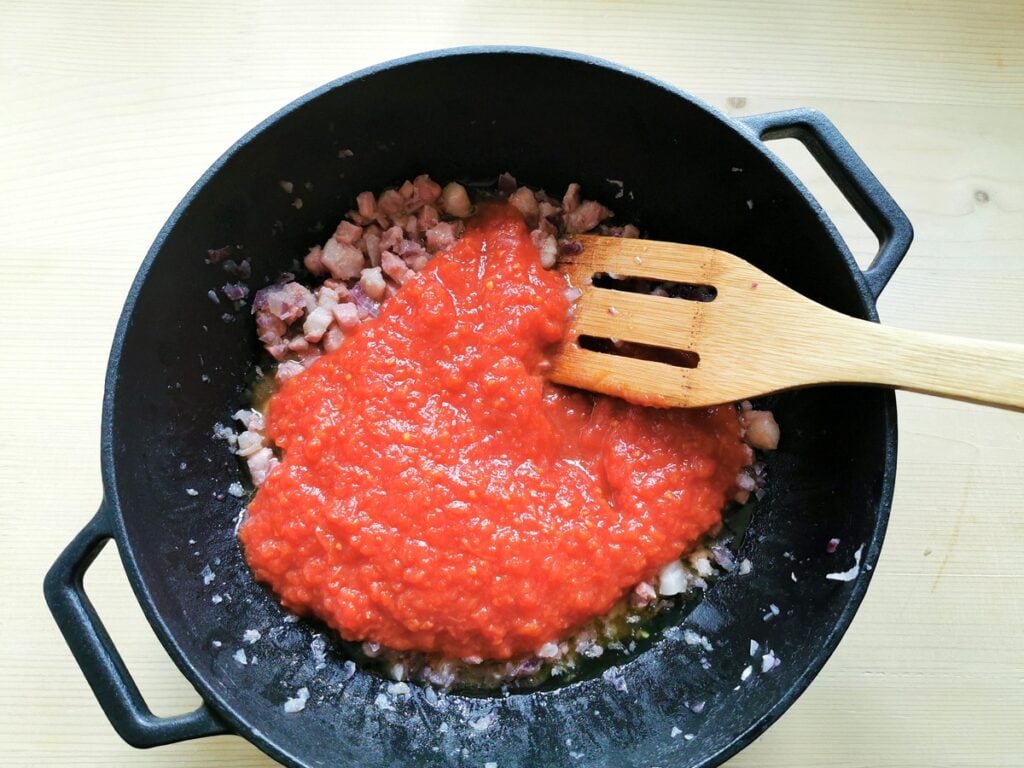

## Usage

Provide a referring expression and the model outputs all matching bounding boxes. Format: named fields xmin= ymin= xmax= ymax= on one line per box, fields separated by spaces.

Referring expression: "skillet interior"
xmin=104 ymin=50 xmax=895 ymax=768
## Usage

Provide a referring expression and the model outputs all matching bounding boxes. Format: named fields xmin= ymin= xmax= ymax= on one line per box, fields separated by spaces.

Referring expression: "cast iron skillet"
xmin=44 ymin=47 xmax=912 ymax=768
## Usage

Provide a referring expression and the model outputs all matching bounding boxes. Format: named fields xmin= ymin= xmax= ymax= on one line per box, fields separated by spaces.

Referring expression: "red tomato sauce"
xmin=240 ymin=205 xmax=749 ymax=661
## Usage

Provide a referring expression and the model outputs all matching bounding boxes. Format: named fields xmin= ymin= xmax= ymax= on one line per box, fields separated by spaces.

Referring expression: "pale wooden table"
xmin=2 ymin=2 xmax=1022 ymax=766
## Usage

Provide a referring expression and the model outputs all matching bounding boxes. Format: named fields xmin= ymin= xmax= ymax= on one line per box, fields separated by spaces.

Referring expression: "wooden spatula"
xmin=550 ymin=235 xmax=1024 ymax=411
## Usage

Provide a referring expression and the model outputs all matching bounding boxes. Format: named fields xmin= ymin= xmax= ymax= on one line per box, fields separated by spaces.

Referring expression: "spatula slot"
xmin=578 ymin=335 xmax=701 ymax=369
xmin=590 ymin=273 xmax=717 ymax=302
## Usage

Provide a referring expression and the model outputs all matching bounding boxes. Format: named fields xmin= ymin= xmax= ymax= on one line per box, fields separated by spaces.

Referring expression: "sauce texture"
xmin=240 ymin=205 xmax=748 ymax=660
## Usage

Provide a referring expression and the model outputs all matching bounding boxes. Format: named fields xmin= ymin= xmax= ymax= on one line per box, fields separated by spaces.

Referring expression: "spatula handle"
xmin=836 ymin=319 xmax=1024 ymax=411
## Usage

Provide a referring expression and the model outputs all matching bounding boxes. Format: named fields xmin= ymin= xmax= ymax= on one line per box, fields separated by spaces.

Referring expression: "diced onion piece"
xmin=826 ymin=544 xmax=864 ymax=582
xmin=657 ymin=560 xmax=688 ymax=596
xmin=283 ymin=687 xmax=309 ymax=713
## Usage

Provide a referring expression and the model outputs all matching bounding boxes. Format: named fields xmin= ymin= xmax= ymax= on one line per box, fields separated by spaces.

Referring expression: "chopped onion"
xmin=826 ymin=544 xmax=864 ymax=582
xmin=537 ymin=642 xmax=560 ymax=659
xmin=362 ymin=641 xmax=381 ymax=658
xmin=657 ymin=560 xmax=688 ymax=596
xmin=311 ymin=635 xmax=327 ymax=670
xmin=682 ymin=629 xmax=713 ymax=652
xmin=711 ymin=545 xmax=736 ymax=572
xmin=693 ymin=557 xmax=714 ymax=578
xmin=340 ymin=660 xmax=356 ymax=682
xmin=602 ymin=666 xmax=628 ymax=693
xmin=283 ymin=687 xmax=309 ymax=714
xmin=284 ymin=692 xmax=307 ymax=716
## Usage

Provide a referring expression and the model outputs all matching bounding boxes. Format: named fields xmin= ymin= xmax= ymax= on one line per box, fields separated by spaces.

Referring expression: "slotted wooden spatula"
xmin=551 ymin=235 xmax=1024 ymax=411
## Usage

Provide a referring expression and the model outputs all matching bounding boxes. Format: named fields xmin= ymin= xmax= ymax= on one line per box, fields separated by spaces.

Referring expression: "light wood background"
xmin=2 ymin=2 xmax=1022 ymax=766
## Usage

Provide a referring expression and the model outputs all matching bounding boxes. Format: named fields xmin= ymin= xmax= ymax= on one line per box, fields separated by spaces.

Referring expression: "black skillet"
xmin=45 ymin=47 xmax=912 ymax=768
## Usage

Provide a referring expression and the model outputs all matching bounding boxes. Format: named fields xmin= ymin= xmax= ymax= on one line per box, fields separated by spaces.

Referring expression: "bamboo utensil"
xmin=552 ymin=235 xmax=1024 ymax=411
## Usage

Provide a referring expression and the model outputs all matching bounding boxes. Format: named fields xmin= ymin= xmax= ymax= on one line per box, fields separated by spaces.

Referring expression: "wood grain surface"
xmin=2 ymin=2 xmax=1022 ymax=766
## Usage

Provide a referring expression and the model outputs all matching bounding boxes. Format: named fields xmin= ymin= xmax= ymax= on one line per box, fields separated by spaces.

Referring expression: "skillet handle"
xmin=44 ymin=505 xmax=229 ymax=748
xmin=741 ymin=109 xmax=914 ymax=299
